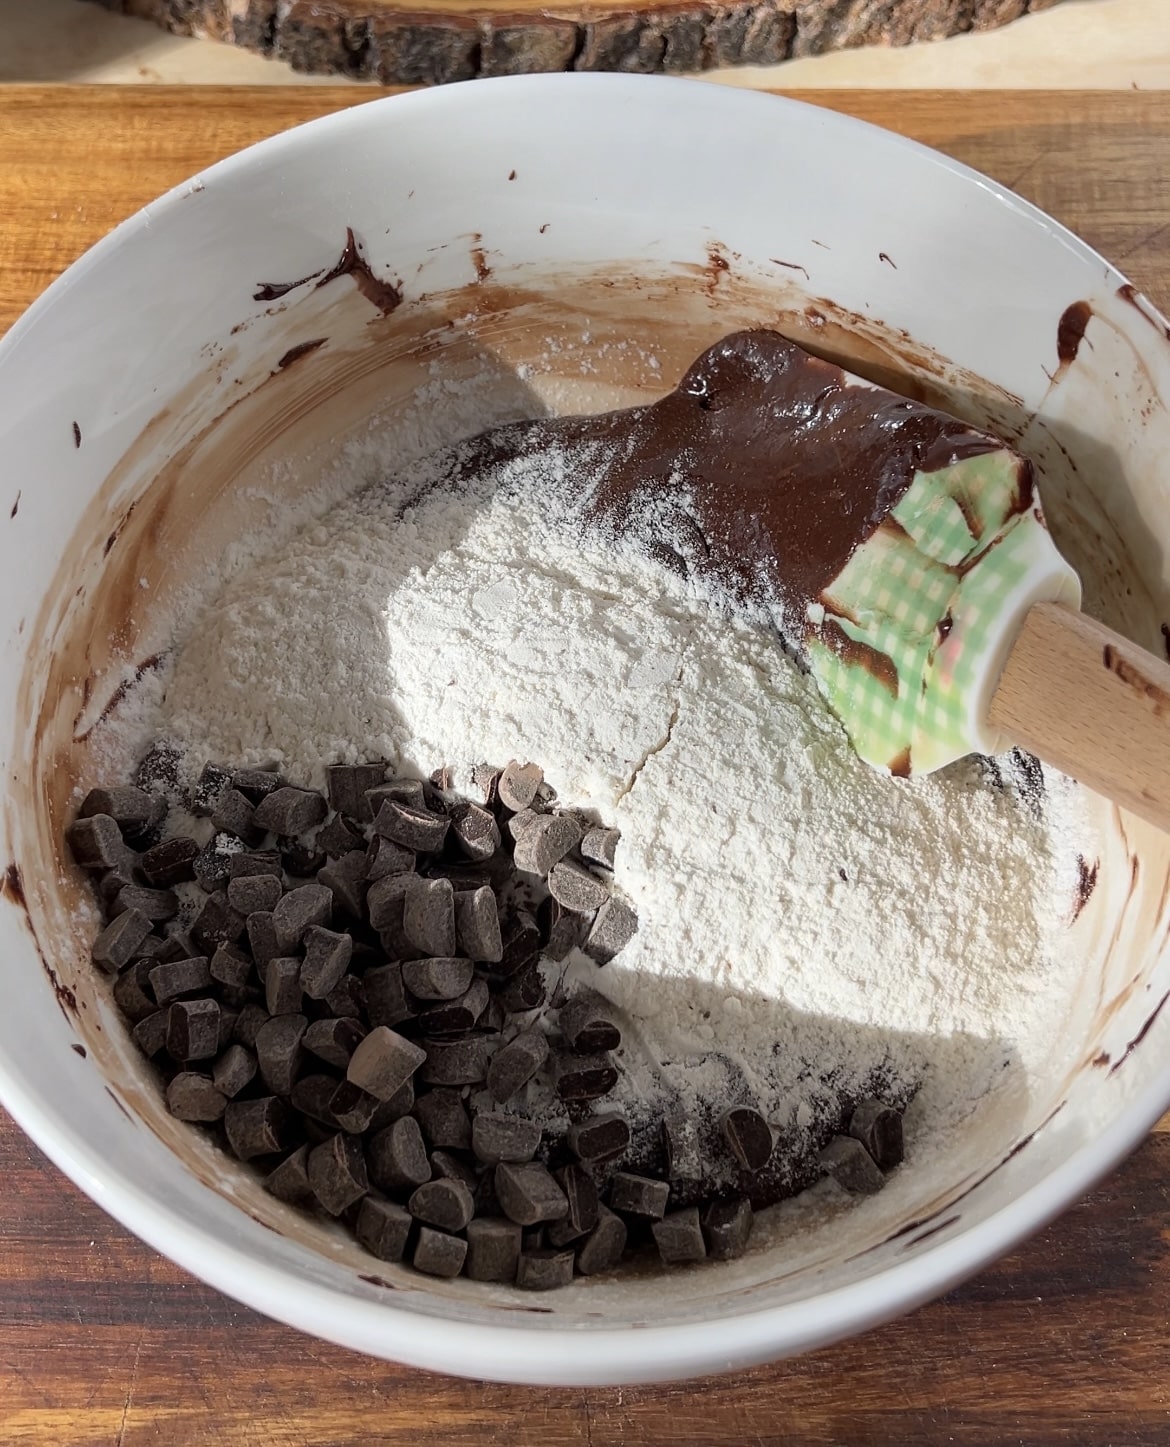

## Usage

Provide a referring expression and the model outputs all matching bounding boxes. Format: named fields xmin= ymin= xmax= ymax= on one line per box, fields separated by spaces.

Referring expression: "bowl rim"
xmin=3 ymin=71 xmax=1169 ymax=1385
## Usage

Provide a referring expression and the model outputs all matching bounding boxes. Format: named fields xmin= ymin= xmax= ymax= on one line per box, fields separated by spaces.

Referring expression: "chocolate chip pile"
xmin=69 ymin=752 xmax=905 ymax=1289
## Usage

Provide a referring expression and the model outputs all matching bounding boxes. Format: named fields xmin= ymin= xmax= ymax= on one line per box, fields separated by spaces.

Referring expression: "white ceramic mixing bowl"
xmin=1 ymin=75 xmax=1169 ymax=1385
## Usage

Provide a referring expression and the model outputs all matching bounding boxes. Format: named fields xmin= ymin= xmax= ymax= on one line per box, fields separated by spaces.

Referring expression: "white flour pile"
xmin=100 ymin=385 xmax=1089 ymax=1200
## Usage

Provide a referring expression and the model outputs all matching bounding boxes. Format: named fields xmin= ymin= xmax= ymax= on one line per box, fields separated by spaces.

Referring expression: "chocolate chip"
xmin=211 ymin=788 xmax=262 ymax=846
xmin=112 ymin=960 xmax=157 ymax=1023
xmin=265 ymin=956 xmax=303 ymax=1016
xmin=368 ymin=1077 xmax=414 ymax=1129
xmin=848 ymin=1099 xmax=904 ymax=1171
xmin=486 ymin=1029 xmax=549 ymax=1102
xmin=421 ymin=1036 xmax=491 ymax=1086
xmin=819 ymin=1135 xmax=885 ymax=1194
xmin=229 ymin=850 xmax=282 ymax=879
xmin=308 ymin=1133 xmax=368 ymax=1216
xmin=702 ymin=1198 xmax=754 ymax=1260
xmin=231 ymin=768 xmax=284 ymax=803
xmin=429 ymin=1149 xmax=478 ymax=1192
xmin=346 ymin=1026 xmax=426 ymax=1101
xmin=609 ymin=1172 xmax=669 ymax=1220
xmin=375 ymin=777 xmax=429 ymax=811
xmin=506 ymin=808 xmax=539 ymax=841
xmin=216 ymin=1007 xmax=240 ymax=1053
xmin=233 ymin=1002 xmax=269 ymax=1051
xmin=99 ymin=859 xmax=140 ymax=906
xmin=368 ymin=1116 xmax=431 ymax=1195
xmin=512 ymin=814 xmax=583 ymax=877
xmin=413 ymin=1227 xmax=466 ymax=1279
xmin=356 ymin=1197 xmax=412 ymax=1261
xmin=290 ymin=1073 xmax=339 ymax=1126
xmin=272 ymin=882 xmax=332 ymax=953
xmin=193 ymin=833 xmax=245 ymax=892
xmin=537 ymin=895 xmax=583 ymax=961
xmin=255 ymin=1014 xmax=308 ymax=1096
xmin=652 ymin=1206 xmax=706 ymax=1265
xmin=414 ymin=977 xmax=488 ymax=1036
xmin=190 ymin=891 xmax=246 ymax=952
xmin=495 ymin=1162 xmax=568 ymax=1226
xmin=318 ymin=813 xmax=365 ymax=859
xmin=373 ymin=799 xmax=449 ymax=853
xmin=551 ymin=1051 xmax=617 ymax=1103
xmin=580 ymin=827 xmax=620 ymax=870
xmin=109 ymin=883 xmax=178 ymax=924
xmin=327 ymin=763 xmax=387 ymax=820
xmin=548 ymin=859 xmax=610 ymax=914
xmin=319 ymin=849 xmax=368 ymax=918
xmin=516 ymin=1249 xmax=574 ymax=1291
xmin=548 ymin=1164 xmax=599 ymax=1245
xmin=69 ymin=814 xmax=130 ymax=871
xmin=245 ymin=911 xmax=280 ymax=970
xmin=449 ymin=800 xmax=501 ymax=862
xmin=583 ymin=897 xmax=638 ymax=963
xmin=304 ymin=1015 xmax=367 ymax=1071
xmin=364 ymin=835 xmax=415 ymax=882
xmin=721 ymin=1107 xmax=773 ymax=1173
xmin=402 ymin=877 xmax=456 ymax=957
xmin=224 ymin=1096 xmax=296 ymax=1160
xmin=212 ymin=1042 xmax=257 ymax=1097
xmin=226 ymin=872 xmax=282 ymax=915
xmin=495 ymin=963 xmax=546 ymax=1014
xmin=166 ymin=1071 xmax=227 ymax=1122
xmin=401 ymin=955 xmax=474 ymax=1002
xmin=140 ymin=835 xmax=199 ymax=887
xmin=465 ymin=1217 xmax=521 ymax=1282
xmin=558 ymin=994 xmax=621 ymax=1054
xmin=192 ymin=763 xmax=232 ymax=817
xmin=264 ymin=1144 xmax=313 ymax=1205
xmin=148 ymin=955 xmax=211 ymax=1005
xmin=472 ymin=1111 xmax=542 ymax=1166
xmin=575 ymin=1206 xmax=627 ymax=1275
xmin=471 ymin=762 xmax=501 ymax=805
xmin=79 ymin=786 xmax=164 ymax=841
xmin=328 ymin=1079 xmax=381 ymax=1133
xmin=253 ymin=786 xmax=327 ymax=836
xmin=91 ymin=908 xmax=152 ymax=973
xmin=299 ymin=926 xmax=353 ymax=1000
xmin=167 ymin=998 xmax=221 ymax=1062
xmin=324 ymin=973 xmax=365 ymax=1020
xmin=131 ymin=1009 xmax=168 ymax=1057
xmin=568 ymin=1112 xmax=630 ymax=1164
xmin=495 ymin=909 xmax=541 ymax=980
xmin=364 ymin=962 xmax=413 ymax=1029
xmin=497 ymin=760 xmax=543 ymax=813
xmin=409 ymin=1178 xmax=475 ymax=1232
xmin=414 ymin=1088 xmax=471 ymax=1151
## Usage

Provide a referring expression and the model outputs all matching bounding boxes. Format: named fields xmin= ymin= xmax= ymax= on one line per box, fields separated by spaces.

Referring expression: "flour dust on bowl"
xmin=1 ymin=75 xmax=1169 ymax=1385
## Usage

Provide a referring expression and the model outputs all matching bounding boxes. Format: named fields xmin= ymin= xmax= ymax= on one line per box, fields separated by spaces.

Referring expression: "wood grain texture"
xmin=83 ymin=0 xmax=1073 ymax=86
xmin=1 ymin=86 xmax=1170 ymax=1443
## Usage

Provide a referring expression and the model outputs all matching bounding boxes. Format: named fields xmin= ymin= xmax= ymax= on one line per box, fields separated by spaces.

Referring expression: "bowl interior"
xmin=2 ymin=77 xmax=1170 ymax=1383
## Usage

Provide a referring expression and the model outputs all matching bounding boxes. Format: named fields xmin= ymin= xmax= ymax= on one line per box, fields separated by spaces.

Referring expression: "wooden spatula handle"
xmin=988 ymin=601 xmax=1170 ymax=831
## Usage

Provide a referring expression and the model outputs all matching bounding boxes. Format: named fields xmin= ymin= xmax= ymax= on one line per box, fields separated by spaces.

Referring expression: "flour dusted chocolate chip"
xmin=226 ymin=872 xmax=282 ymax=915
xmin=472 ymin=1111 xmax=542 ymax=1166
xmin=212 ymin=1042 xmax=257 ymax=1098
xmin=465 ymin=1217 xmax=521 ymax=1283
xmin=132 ymin=1010 xmax=168 ymax=1057
xmin=568 ymin=1112 xmax=630 ymax=1165
xmin=403 ymin=877 xmax=456 ymax=957
xmin=702 ymin=1198 xmax=754 ymax=1260
xmin=486 ymin=1029 xmax=549 ymax=1102
xmin=580 ymin=827 xmax=620 ymax=871
xmin=721 ymin=1107 xmax=774 ymax=1173
xmin=848 ymin=1098 xmax=904 ymax=1172
xmin=495 ymin=1162 xmax=568 ymax=1226
xmin=328 ymin=1080 xmax=381 ymax=1133
xmin=609 ymin=1172 xmax=669 ymax=1220
xmin=548 ymin=1164 xmax=599 ymax=1246
xmin=318 ymin=813 xmax=365 ymax=860
xmin=548 ymin=859 xmax=610 ymax=914
xmin=299 ymin=926 xmax=353 ymax=1000
xmin=373 ymin=799 xmax=449 ymax=853
xmin=211 ymin=788 xmax=262 ymax=846
xmin=497 ymin=760 xmax=543 ymax=813
xmin=415 ymin=978 xmax=489 ymax=1036
xmin=347 ymin=1026 xmax=426 ymax=1102
xmin=552 ymin=1051 xmax=617 ymax=1103
xmin=512 ymin=814 xmax=582 ymax=877
xmin=576 ymin=1206 xmax=627 ymax=1275
xmin=368 ymin=1116 xmax=431 ymax=1195
xmin=149 ymin=955 xmax=212 ymax=1006
xmin=421 ymin=1036 xmax=491 ymax=1086
xmin=255 ymin=1014 xmax=308 ymax=1096
xmin=253 ymin=785 xmax=327 ymax=835
xmin=558 ymin=994 xmax=621 ymax=1055
xmin=79 ymin=786 xmax=164 ymax=841
xmin=193 ymin=833 xmax=245 ymax=892
xmin=225 ymin=1096 xmax=296 ymax=1160
xmin=495 ymin=963 xmax=546 ymax=1014
xmin=327 ymin=763 xmax=387 ymax=820
xmin=167 ymin=998 xmax=221 ymax=1062
xmin=229 ymin=768 xmax=283 ymax=803
xmin=113 ymin=961 xmax=157 ymax=1024
xmin=652 ymin=1207 xmax=706 ymax=1265
xmin=304 ymin=1016 xmax=367 ymax=1071
xmin=819 ymin=1135 xmax=885 ymax=1194
xmin=584 ymin=897 xmax=638 ymax=964
xmin=453 ymin=886 xmax=503 ymax=963
xmin=449 ymin=800 xmax=501 ymax=862
xmin=141 ymin=835 xmax=199 ymax=887
xmin=91 ymin=908 xmax=152 ymax=973
xmin=414 ymin=1088 xmax=471 ymax=1151
xmin=273 ymin=882 xmax=332 ymax=953
xmin=365 ymin=835 xmax=414 ymax=882
xmin=229 ymin=850 xmax=282 ymax=880
xmin=363 ymin=962 xmax=413 ymax=1029
xmin=166 ymin=1071 xmax=227 ymax=1122
xmin=506 ymin=808 xmax=539 ymax=842
xmin=356 ymin=1197 xmax=412 ymax=1262
xmin=308 ymin=1133 xmax=368 ymax=1216
xmin=264 ymin=1144 xmax=313 ymax=1206
xmin=662 ymin=1112 xmax=703 ymax=1184
xmin=409 ymin=1178 xmax=475 ymax=1233
xmin=413 ymin=1227 xmax=466 ymax=1279
xmin=318 ymin=849 xmax=368 ymax=919
xmin=69 ymin=814 xmax=130 ymax=871
xmin=401 ymin=955 xmax=474 ymax=1002
xmin=192 ymin=763 xmax=232 ymax=817
xmin=265 ymin=956 xmax=303 ymax=1016
xmin=516 ymin=1249 xmax=574 ymax=1291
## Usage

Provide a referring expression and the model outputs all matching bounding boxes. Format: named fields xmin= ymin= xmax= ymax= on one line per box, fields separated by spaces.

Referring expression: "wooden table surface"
xmin=2 ymin=87 xmax=1170 ymax=1446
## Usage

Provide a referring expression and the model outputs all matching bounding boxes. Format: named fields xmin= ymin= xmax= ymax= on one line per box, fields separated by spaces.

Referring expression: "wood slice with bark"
xmin=87 ymin=0 xmax=1070 ymax=86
